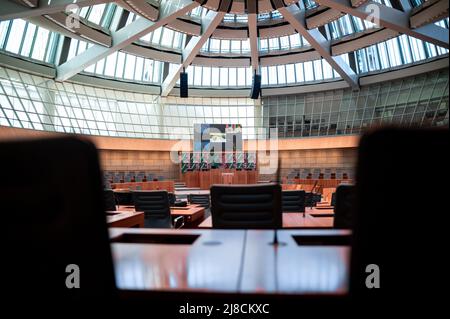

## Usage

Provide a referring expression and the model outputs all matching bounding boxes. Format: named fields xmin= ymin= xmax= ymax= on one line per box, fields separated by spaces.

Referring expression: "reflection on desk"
xmin=109 ymin=228 xmax=351 ymax=295
xmin=110 ymin=228 xmax=245 ymax=292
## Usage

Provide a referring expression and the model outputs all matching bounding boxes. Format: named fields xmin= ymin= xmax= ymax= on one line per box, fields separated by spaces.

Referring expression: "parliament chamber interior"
xmin=1 ymin=0 xmax=448 ymax=316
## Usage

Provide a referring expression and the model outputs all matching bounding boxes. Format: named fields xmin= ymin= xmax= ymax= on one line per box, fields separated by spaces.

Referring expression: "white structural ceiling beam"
xmin=56 ymin=0 xmax=199 ymax=82
xmin=161 ymin=10 xmax=226 ymax=96
xmin=1 ymin=0 xmax=113 ymax=21
xmin=248 ymin=14 xmax=259 ymax=74
xmin=316 ymin=0 xmax=449 ymax=49
xmin=279 ymin=4 xmax=360 ymax=89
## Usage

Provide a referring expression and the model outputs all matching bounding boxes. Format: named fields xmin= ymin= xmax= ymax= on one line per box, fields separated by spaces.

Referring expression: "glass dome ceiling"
xmin=0 ymin=0 xmax=448 ymax=96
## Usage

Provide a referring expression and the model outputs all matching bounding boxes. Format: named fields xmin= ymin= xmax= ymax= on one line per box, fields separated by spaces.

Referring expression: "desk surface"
xmin=199 ymin=209 xmax=334 ymax=229
xmin=109 ymin=228 xmax=350 ymax=295
xmin=114 ymin=205 xmax=205 ymax=223
xmin=106 ymin=211 xmax=144 ymax=228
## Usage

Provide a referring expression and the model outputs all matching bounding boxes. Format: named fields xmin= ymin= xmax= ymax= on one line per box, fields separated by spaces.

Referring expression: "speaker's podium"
xmin=222 ymin=172 xmax=234 ymax=184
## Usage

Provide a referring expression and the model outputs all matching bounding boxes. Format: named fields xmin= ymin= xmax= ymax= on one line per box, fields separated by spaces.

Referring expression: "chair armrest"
xmin=173 ymin=216 xmax=185 ymax=229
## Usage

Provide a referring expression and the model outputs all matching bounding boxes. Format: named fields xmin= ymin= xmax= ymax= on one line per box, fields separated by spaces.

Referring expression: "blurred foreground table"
xmin=109 ymin=228 xmax=350 ymax=295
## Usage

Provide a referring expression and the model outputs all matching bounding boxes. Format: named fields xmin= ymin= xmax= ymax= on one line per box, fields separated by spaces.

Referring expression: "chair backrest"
xmin=351 ymin=128 xmax=448 ymax=308
xmin=104 ymin=189 xmax=117 ymax=211
xmin=333 ymin=184 xmax=355 ymax=229
xmin=282 ymin=190 xmax=306 ymax=212
xmin=330 ymin=192 xmax=336 ymax=206
xmin=210 ymin=184 xmax=282 ymax=229
xmin=114 ymin=190 xmax=133 ymax=205
xmin=132 ymin=190 xmax=172 ymax=228
xmin=168 ymin=192 xmax=176 ymax=206
xmin=2 ymin=137 xmax=116 ymax=303
xmin=188 ymin=194 xmax=210 ymax=209
xmin=304 ymin=192 xmax=314 ymax=207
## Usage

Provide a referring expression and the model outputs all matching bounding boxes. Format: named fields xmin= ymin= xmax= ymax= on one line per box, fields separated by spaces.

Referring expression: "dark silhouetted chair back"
xmin=168 ymin=192 xmax=176 ymax=206
xmin=305 ymin=192 xmax=320 ymax=207
xmin=352 ymin=128 xmax=448 ymax=311
xmin=210 ymin=184 xmax=282 ymax=229
xmin=104 ymin=189 xmax=117 ymax=211
xmin=188 ymin=193 xmax=210 ymax=209
xmin=333 ymin=184 xmax=355 ymax=229
xmin=282 ymin=190 xmax=306 ymax=212
xmin=2 ymin=137 xmax=116 ymax=304
xmin=114 ymin=190 xmax=133 ymax=205
xmin=330 ymin=192 xmax=336 ymax=206
xmin=132 ymin=190 xmax=172 ymax=228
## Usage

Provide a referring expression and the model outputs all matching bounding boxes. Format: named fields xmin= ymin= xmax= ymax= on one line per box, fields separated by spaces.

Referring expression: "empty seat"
xmin=168 ymin=192 xmax=176 ymax=206
xmin=305 ymin=192 xmax=314 ymax=207
xmin=282 ymin=190 xmax=306 ymax=213
xmin=210 ymin=184 xmax=282 ymax=229
xmin=188 ymin=194 xmax=210 ymax=209
xmin=2 ymin=137 xmax=116 ymax=303
xmin=132 ymin=190 xmax=172 ymax=228
xmin=103 ymin=189 xmax=117 ymax=211
xmin=330 ymin=192 xmax=336 ymax=206
xmin=333 ymin=184 xmax=355 ymax=229
xmin=114 ymin=190 xmax=133 ymax=205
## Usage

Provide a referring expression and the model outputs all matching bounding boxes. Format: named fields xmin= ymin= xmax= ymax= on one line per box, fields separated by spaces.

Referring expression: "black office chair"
xmin=330 ymin=192 xmax=336 ymax=206
xmin=2 ymin=137 xmax=116 ymax=305
xmin=210 ymin=184 xmax=282 ymax=229
xmin=333 ymin=184 xmax=355 ymax=229
xmin=282 ymin=190 xmax=306 ymax=213
xmin=132 ymin=190 xmax=183 ymax=228
xmin=114 ymin=190 xmax=133 ymax=205
xmin=104 ymin=189 xmax=117 ymax=211
xmin=313 ymin=193 xmax=322 ymax=205
xmin=305 ymin=192 xmax=316 ymax=207
xmin=188 ymin=194 xmax=210 ymax=209
xmin=168 ymin=192 xmax=176 ymax=206
xmin=351 ymin=128 xmax=448 ymax=312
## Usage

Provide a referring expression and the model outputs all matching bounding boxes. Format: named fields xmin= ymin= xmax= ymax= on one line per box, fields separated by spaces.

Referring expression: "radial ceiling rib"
xmin=316 ymin=0 xmax=449 ymax=49
xmin=248 ymin=14 xmax=259 ymax=74
xmin=278 ymin=3 xmax=360 ymax=89
xmin=161 ymin=10 xmax=226 ymax=96
xmin=0 ymin=0 xmax=113 ymax=21
xmin=56 ymin=0 xmax=200 ymax=82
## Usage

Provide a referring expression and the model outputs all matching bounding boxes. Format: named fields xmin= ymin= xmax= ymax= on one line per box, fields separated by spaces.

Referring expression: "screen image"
xmin=194 ymin=124 xmax=242 ymax=152
xmin=210 ymin=132 xmax=227 ymax=143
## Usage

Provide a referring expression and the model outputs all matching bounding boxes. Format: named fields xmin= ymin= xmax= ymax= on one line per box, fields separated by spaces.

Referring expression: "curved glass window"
xmin=259 ymin=33 xmax=310 ymax=53
xmin=124 ymin=13 xmax=186 ymax=50
xmin=73 ymin=3 xmax=116 ymax=27
xmin=355 ymin=34 xmax=449 ymax=73
xmin=224 ymin=14 xmax=248 ymax=23
xmin=263 ymin=68 xmax=449 ymax=138
xmin=201 ymin=38 xmax=250 ymax=54
xmin=257 ymin=10 xmax=282 ymax=21
xmin=0 ymin=20 xmax=59 ymax=64
xmin=83 ymin=52 xmax=162 ymax=83
xmin=185 ymin=65 xmax=253 ymax=87
xmin=0 ymin=66 xmax=261 ymax=139
xmin=261 ymin=57 xmax=341 ymax=86
xmin=303 ymin=0 xmax=319 ymax=10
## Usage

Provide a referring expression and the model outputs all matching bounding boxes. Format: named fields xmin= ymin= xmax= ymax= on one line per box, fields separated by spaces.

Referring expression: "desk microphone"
xmin=272 ymin=229 xmax=278 ymax=245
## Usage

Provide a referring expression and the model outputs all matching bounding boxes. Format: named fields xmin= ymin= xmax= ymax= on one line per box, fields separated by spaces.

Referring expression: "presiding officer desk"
xmin=110 ymin=228 xmax=351 ymax=295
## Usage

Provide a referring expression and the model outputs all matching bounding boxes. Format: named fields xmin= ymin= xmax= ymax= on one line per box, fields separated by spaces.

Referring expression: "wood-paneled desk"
xmin=113 ymin=204 xmax=205 ymax=227
xmin=198 ymin=208 xmax=334 ymax=228
xmin=111 ymin=181 xmax=175 ymax=192
xmin=109 ymin=228 xmax=351 ymax=294
xmin=106 ymin=211 xmax=144 ymax=228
